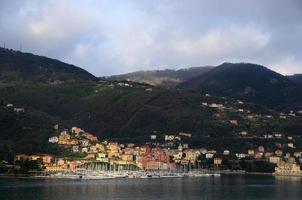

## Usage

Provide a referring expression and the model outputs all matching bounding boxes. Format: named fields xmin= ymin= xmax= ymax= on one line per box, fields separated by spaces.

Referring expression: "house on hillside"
xmin=214 ymin=158 xmax=222 ymax=165
xmin=269 ymin=156 xmax=281 ymax=164
xmin=6 ymin=104 xmax=13 ymax=107
xmin=48 ymin=136 xmax=59 ymax=143
xmin=14 ymin=108 xmax=24 ymax=113
xmin=229 ymin=120 xmax=238 ymax=126
xmin=223 ymin=150 xmax=230 ymax=156
xmin=178 ymin=132 xmax=192 ymax=138
xmin=150 ymin=134 xmax=157 ymax=140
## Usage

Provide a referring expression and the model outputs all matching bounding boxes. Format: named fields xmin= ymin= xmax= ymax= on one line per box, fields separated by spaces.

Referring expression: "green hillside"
xmin=0 ymin=104 xmax=62 ymax=161
xmin=0 ymin=48 xmax=96 ymax=83
xmin=288 ymin=74 xmax=302 ymax=84
xmin=178 ymin=63 xmax=302 ymax=110
xmin=106 ymin=66 xmax=213 ymax=88
xmin=0 ymin=49 xmax=302 ymax=159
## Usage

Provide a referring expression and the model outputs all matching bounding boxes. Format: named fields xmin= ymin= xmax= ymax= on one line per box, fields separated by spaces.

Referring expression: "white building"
xmin=48 ymin=136 xmax=59 ymax=143
xmin=223 ymin=150 xmax=230 ymax=156
xmin=206 ymin=153 xmax=214 ymax=159
xmin=269 ymin=156 xmax=281 ymax=164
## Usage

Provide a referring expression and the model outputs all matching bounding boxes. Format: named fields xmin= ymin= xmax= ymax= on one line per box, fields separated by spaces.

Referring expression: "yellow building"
xmin=275 ymin=162 xmax=301 ymax=174
xmin=214 ymin=158 xmax=222 ymax=165
xmin=58 ymin=131 xmax=71 ymax=144
xmin=45 ymin=165 xmax=68 ymax=172
xmin=108 ymin=143 xmax=119 ymax=153
xmin=121 ymin=154 xmax=134 ymax=162
xmin=184 ymin=149 xmax=200 ymax=163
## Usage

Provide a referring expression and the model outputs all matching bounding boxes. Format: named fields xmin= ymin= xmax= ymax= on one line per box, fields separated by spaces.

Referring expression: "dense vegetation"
xmin=106 ymin=66 xmax=213 ymax=88
xmin=0 ymin=48 xmax=302 ymax=159
xmin=288 ymin=74 xmax=302 ymax=84
xmin=178 ymin=63 xmax=302 ymax=110
xmin=0 ymin=48 xmax=96 ymax=82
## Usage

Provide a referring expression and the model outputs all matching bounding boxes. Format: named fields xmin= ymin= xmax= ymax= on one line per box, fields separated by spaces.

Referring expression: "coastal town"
xmin=10 ymin=123 xmax=302 ymax=179
xmin=2 ymin=1 xmax=302 ymax=199
xmin=1 ymin=89 xmax=301 ymax=179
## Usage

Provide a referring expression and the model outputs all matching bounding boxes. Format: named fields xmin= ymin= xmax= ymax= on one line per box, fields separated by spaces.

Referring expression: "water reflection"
xmin=0 ymin=175 xmax=302 ymax=200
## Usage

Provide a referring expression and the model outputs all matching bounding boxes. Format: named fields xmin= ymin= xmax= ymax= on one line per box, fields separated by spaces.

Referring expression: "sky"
xmin=0 ymin=0 xmax=302 ymax=76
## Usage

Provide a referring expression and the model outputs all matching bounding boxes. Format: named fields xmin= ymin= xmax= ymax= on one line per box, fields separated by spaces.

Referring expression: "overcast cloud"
xmin=0 ymin=0 xmax=301 ymax=76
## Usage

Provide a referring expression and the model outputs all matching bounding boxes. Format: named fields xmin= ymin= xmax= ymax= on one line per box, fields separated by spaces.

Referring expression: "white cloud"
xmin=269 ymin=56 xmax=302 ymax=75
xmin=114 ymin=25 xmax=154 ymax=66
xmin=74 ymin=43 xmax=90 ymax=60
xmin=173 ymin=26 xmax=270 ymax=59
xmin=0 ymin=0 xmax=301 ymax=76
xmin=25 ymin=1 xmax=97 ymax=43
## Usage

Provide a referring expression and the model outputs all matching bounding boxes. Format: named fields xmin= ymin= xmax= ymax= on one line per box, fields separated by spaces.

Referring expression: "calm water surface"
xmin=1 ymin=175 xmax=302 ymax=200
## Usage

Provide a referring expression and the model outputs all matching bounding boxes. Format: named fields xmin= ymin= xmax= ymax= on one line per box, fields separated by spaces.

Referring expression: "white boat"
xmin=81 ymin=174 xmax=116 ymax=180
xmin=50 ymin=172 xmax=117 ymax=180
xmin=159 ymin=174 xmax=184 ymax=178
xmin=185 ymin=172 xmax=212 ymax=177
xmin=140 ymin=174 xmax=161 ymax=178
xmin=139 ymin=172 xmax=185 ymax=179
xmin=50 ymin=173 xmax=84 ymax=179
xmin=212 ymin=173 xmax=221 ymax=177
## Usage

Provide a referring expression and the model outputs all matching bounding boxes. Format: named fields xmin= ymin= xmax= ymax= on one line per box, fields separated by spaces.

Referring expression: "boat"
xmin=185 ymin=172 xmax=212 ymax=177
xmin=50 ymin=172 xmax=84 ymax=179
xmin=140 ymin=174 xmax=161 ymax=178
xmin=49 ymin=172 xmax=118 ymax=180
xmin=212 ymin=173 xmax=221 ymax=177
xmin=81 ymin=174 xmax=116 ymax=180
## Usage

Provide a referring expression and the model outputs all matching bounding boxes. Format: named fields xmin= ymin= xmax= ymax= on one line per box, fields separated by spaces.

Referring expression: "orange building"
xmin=15 ymin=154 xmax=30 ymax=161
xmin=214 ymin=158 xmax=222 ymax=165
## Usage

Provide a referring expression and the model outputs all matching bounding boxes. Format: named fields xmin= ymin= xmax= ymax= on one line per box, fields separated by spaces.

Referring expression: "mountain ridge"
xmin=288 ymin=74 xmax=302 ymax=84
xmin=105 ymin=66 xmax=213 ymax=88
xmin=178 ymin=62 xmax=302 ymax=110
xmin=0 ymin=48 xmax=302 ymax=159
xmin=0 ymin=48 xmax=96 ymax=83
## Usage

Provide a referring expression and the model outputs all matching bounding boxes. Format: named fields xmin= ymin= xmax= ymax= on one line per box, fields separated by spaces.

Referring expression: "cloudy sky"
xmin=0 ymin=0 xmax=301 ymax=76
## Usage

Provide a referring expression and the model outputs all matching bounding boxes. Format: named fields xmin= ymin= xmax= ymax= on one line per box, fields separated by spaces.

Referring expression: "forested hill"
xmin=0 ymin=49 xmax=302 ymax=160
xmin=178 ymin=63 xmax=302 ymax=110
xmin=0 ymin=48 xmax=96 ymax=83
xmin=288 ymin=74 xmax=302 ymax=84
xmin=106 ymin=66 xmax=213 ymax=88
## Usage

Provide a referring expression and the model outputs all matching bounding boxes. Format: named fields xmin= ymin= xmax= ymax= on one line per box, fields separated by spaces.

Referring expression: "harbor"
xmin=36 ymin=170 xmax=221 ymax=180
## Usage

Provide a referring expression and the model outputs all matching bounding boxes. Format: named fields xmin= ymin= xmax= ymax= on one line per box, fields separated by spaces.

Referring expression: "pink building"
xmin=138 ymin=147 xmax=174 ymax=170
xmin=85 ymin=153 xmax=96 ymax=160
xmin=90 ymin=145 xmax=97 ymax=151
xmin=42 ymin=155 xmax=53 ymax=164
xmin=57 ymin=159 xmax=65 ymax=166
xmin=68 ymin=161 xmax=79 ymax=171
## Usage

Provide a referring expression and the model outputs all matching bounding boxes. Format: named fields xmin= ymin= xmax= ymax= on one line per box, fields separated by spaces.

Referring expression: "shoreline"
xmin=3 ymin=171 xmax=302 ymax=179
xmin=0 ymin=171 xmax=275 ymax=180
